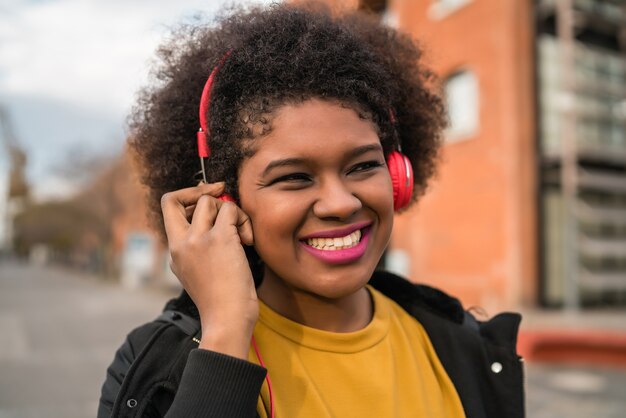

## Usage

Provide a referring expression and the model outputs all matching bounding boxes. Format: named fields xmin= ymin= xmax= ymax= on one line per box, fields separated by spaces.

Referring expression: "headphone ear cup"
xmin=386 ymin=151 xmax=414 ymax=211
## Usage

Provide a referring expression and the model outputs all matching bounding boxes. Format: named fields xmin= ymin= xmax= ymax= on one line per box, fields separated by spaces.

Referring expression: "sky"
xmin=0 ymin=0 xmax=274 ymax=202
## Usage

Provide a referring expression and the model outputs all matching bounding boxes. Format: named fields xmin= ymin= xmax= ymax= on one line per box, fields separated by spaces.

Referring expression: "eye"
xmin=270 ymin=172 xmax=312 ymax=186
xmin=348 ymin=160 xmax=385 ymax=174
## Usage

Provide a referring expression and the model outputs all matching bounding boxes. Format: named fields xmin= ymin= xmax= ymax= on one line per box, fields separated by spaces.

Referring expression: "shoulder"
xmin=369 ymin=270 xmax=522 ymax=355
xmin=115 ymin=307 xmax=200 ymax=366
xmin=98 ymin=305 xmax=200 ymax=418
xmin=98 ymin=320 xmax=165 ymax=417
xmin=370 ymin=270 xmax=524 ymax=418
xmin=370 ymin=272 xmax=524 ymax=418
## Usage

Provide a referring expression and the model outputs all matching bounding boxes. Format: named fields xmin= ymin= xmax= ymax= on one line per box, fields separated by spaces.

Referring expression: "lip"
xmin=299 ymin=221 xmax=373 ymax=240
xmin=299 ymin=226 xmax=371 ymax=265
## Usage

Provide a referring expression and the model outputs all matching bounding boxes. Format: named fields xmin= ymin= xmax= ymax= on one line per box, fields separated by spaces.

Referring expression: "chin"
xmin=299 ymin=265 xmax=377 ymax=300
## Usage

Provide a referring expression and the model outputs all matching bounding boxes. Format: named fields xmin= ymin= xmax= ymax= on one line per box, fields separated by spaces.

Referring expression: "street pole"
xmin=556 ymin=0 xmax=579 ymax=312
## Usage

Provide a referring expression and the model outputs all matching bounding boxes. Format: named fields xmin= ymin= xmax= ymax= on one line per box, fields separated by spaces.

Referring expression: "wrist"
xmin=198 ymin=322 xmax=255 ymax=360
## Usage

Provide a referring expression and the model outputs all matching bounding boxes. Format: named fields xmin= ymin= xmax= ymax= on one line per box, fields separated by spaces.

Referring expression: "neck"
xmin=257 ymin=275 xmax=373 ymax=333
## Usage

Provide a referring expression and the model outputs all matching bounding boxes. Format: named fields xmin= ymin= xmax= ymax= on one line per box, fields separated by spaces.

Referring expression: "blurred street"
xmin=1 ymin=261 xmax=625 ymax=418
xmin=0 ymin=261 xmax=176 ymax=418
xmin=526 ymin=363 xmax=626 ymax=418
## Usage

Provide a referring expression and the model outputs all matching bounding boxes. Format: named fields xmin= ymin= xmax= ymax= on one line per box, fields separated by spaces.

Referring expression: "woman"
xmin=99 ymin=3 xmax=524 ymax=418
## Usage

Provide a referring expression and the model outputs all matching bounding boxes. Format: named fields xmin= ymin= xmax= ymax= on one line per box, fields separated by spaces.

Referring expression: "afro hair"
xmin=129 ymin=1 xmax=445 ymax=244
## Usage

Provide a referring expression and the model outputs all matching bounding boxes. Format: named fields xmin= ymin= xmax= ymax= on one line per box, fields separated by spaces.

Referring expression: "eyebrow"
xmin=261 ymin=143 xmax=383 ymax=177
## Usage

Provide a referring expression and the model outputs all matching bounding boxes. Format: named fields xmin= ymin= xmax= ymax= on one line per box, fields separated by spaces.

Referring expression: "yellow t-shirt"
xmin=248 ymin=286 xmax=466 ymax=418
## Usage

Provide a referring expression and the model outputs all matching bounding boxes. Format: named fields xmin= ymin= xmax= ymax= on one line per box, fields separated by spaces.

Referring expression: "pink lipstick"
xmin=300 ymin=225 xmax=371 ymax=265
xmin=300 ymin=221 xmax=372 ymax=240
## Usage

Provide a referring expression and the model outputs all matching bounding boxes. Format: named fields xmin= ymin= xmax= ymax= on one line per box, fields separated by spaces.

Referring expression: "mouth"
xmin=304 ymin=229 xmax=362 ymax=251
xmin=299 ymin=222 xmax=372 ymax=264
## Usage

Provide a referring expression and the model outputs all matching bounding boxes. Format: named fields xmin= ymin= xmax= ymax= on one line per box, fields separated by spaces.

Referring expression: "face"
xmin=238 ymin=98 xmax=394 ymax=301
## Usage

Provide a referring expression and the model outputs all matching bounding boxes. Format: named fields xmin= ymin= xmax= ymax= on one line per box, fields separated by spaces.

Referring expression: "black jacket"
xmin=99 ymin=271 xmax=524 ymax=418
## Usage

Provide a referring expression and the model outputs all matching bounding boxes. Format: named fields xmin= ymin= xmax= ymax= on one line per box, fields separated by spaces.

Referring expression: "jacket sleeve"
xmin=98 ymin=322 xmax=266 ymax=418
xmin=165 ymin=349 xmax=267 ymax=418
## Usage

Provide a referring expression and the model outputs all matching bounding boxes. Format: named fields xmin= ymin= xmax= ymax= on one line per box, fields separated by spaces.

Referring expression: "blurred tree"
xmin=13 ymin=200 xmax=106 ymax=257
xmin=12 ymin=151 xmax=134 ymax=276
xmin=8 ymin=147 xmax=29 ymax=199
xmin=1 ymin=105 xmax=30 ymax=255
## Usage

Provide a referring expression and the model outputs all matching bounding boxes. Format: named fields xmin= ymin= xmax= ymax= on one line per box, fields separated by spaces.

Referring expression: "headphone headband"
xmin=195 ymin=52 xmax=412 ymax=210
xmin=197 ymin=51 xmax=232 ymax=159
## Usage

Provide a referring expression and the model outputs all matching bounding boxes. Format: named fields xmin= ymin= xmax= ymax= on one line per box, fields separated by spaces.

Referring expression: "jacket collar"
xmin=165 ymin=270 xmax=466 ymax=325
xmin=368 ymin=270 xmax=466 ymax=324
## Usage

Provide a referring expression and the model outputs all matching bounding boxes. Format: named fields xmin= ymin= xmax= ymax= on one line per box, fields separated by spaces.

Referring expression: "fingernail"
xmin=201 ymin=181 xmax=225 ymax=188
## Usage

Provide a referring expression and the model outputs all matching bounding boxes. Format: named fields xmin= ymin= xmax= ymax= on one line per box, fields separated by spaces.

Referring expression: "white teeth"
xmin=306 ymin=229 xmax=363 ymax=250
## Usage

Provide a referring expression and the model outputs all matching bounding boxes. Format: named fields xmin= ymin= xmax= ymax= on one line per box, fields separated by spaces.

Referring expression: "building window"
xmin=358 ymin=0 xmax=398 ymax=28
xmin=428 ymin=0 xmax=472 ymax=20
xmin=381 ymin=9 xmax=399 ymax=28
xmin=358 ymin=0 xmax=387 ymax=15
xmin=444 ymin=70 xmax=479 ymax=141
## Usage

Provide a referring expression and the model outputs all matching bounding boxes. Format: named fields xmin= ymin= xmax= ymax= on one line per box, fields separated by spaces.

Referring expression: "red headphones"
xmin=386 ymin=149 xmax=413 ymax=211
xmin=196 ymin=54 xmax=413 ymax=211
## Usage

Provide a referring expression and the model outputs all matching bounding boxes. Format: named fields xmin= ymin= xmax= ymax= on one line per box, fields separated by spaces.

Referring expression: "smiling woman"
xmin=98 ymin=3 xmax=524 ymax=418
xmin=239 ymin=99 xmax=394 ymax=314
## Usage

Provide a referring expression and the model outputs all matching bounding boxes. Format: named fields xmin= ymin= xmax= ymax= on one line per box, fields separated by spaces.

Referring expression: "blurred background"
xmin=1 ymin=0 xmax=625 ymax=417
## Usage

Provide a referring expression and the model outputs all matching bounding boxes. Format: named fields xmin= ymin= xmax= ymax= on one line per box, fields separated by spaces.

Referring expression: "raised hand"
xmin=161 ymin=182 xmax=257 ymax=359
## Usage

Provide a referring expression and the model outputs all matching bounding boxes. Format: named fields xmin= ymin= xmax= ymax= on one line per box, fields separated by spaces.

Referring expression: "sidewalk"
xmin=0 ymin=261 xmax=175 ymax=418
xmin=517 ymin=308 xmax=626 ymax=417
xmin=518 ymin=308 xmax=626 ymax=368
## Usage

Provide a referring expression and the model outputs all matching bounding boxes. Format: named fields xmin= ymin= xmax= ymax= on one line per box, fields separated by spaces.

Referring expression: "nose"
xmin=312 ymin=178 xmax=362 ymax=220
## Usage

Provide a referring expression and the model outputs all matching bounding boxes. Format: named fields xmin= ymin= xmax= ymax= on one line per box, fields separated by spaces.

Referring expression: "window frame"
xmin=443 ymin=68 xmax=480 ymax=143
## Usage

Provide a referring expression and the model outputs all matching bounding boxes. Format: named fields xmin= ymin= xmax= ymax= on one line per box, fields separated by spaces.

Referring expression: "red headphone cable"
xmin=251 ymin=335 xmax=275 ymax=418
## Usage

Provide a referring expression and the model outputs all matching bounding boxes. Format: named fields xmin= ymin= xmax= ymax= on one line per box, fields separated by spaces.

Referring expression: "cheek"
xmin=366 ymin=174 xmax=395 ymax=242
xmin=361 ymin=171 xmax=394 ymax=212
xmin=242 ymin=194 xmax=306 ymax=255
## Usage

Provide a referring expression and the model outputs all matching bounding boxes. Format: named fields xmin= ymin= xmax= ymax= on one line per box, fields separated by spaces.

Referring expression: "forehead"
xmin=242 ymin=98 xmax=381 ymax=160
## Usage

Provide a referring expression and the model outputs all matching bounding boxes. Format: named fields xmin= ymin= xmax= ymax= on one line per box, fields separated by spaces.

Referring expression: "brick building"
xmin=112 ymin=0 xmax=626 ymax=313
xmin=348 ymin=0 xmax=625 ymax=313
xmin=347 ymin=0 xmax=538 ymax=313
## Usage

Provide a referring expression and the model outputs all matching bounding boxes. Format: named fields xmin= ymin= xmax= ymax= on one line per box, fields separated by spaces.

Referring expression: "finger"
xmin=185 ymin=183 xmax=227 ymax=220
xmin=198 ymin=181 xmax=226 ymax=196
xmin=189 ymin=194 xmax=219 ymax=233
xmin=212 ymin=202 xmax=242 ymax=236
xmin=161 ymin=183 xmax=225 ymax=241
xmin=213 ymin=202 xmax=254 ymax=246
xmin=185 ymin=204 xmax=196 ymax=222
xmin=236 ymin=211 xmax=254 ymax=246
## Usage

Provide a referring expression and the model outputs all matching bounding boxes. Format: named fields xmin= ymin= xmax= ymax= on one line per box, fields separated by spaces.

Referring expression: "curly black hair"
xmin=129 ymin=1 xmax=445 ymax=244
